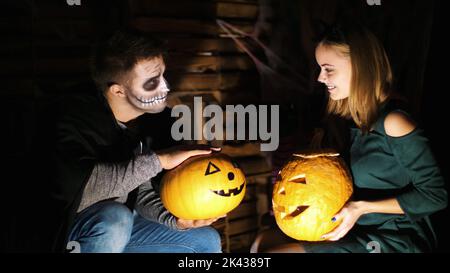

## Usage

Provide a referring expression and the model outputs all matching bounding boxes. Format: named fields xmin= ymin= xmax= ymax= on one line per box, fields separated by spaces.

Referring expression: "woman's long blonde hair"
xmin=319 ymin=23 xmax=393 ymax=133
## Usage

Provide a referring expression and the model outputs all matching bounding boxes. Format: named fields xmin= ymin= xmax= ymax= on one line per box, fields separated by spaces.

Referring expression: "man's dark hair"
xmin=90 ymin=27 xmax=167 ymax=92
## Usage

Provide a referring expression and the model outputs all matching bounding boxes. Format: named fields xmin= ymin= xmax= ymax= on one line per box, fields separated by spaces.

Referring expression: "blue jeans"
xmin=68 ymin=201 xmax=222 ymax=253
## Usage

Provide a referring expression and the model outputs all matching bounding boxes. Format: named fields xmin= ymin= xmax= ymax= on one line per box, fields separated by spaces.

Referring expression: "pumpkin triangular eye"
xmin=205 ymin=161 xmax=221 ymax=176
xmin=288 ymin=174 xmax=306 ymax=184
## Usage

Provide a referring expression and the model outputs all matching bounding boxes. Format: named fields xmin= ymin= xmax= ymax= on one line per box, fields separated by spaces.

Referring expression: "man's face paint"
xmin=125 ymin=56 xmax=170 ymax=114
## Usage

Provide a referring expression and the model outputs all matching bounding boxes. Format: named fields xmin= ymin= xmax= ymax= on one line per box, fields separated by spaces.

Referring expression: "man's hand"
xmin=156 ymin=145 xmax=221 ymax=170
xmin=176 ymin=215 xmax=226 ymax=229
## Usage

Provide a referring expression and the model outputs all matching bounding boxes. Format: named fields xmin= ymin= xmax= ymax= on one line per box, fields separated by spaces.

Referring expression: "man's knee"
xmin=99 ymin=202 xmax=133 ymax=230
xmin=191 ymin=227 xmax=222 ymax=253
xmin=73 ymin=202 xmax=134 ymax=253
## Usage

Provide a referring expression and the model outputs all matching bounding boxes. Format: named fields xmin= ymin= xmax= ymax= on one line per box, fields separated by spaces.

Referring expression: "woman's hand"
xmin=176 ymin=215 xmax=226 ymax=229
xmin=322 ymin=198 xmax=404 ymax=241
xmin=321 ymin=201 xmax=365 ymax=241
xmin=156 ymin=145 xmax=221 ymax=170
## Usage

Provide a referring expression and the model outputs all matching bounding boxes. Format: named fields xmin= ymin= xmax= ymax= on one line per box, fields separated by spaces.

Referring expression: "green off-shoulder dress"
xmin=304 ymin=102 xmax=448 ymax=253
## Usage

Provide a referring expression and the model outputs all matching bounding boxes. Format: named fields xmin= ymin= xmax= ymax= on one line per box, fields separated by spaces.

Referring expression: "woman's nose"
xmin=317 ymin=72 xmax=327 ymax=84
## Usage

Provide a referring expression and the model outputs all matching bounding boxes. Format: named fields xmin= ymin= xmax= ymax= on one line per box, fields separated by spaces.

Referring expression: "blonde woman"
xmin=253 ymin=22 xmax=447 ymax=253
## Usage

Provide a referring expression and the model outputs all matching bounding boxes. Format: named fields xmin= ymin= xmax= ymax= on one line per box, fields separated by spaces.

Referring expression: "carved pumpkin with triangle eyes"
xmin=160 ymin=153 xmax=246 ymax=220
xmin=273 ymin=152 xmax=353 ymax=241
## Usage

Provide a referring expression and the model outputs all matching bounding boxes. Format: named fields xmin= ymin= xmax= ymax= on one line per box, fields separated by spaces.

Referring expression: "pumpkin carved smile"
xmin=212 ymin=183 xmax=245 ymax=197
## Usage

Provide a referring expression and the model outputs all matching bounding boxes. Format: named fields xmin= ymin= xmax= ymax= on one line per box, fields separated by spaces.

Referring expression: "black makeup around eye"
xmin=143 ymin=75 xmax=161 ymax=91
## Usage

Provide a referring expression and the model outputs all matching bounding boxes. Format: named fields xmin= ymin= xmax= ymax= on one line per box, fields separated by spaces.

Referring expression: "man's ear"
xmin=107 ymin=84 xmax=126 ymax=98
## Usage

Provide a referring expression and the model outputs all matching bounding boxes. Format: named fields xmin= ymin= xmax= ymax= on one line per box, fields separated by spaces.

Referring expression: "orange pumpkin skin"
xmin=160 ymin=153 xmax=246 ymax=220
xmin=273 ymin=152 xmax=353 ymax=241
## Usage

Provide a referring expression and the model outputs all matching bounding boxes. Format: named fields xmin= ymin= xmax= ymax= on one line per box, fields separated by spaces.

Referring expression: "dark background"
xmin=1 ymin=0 xmax=448 ymax=252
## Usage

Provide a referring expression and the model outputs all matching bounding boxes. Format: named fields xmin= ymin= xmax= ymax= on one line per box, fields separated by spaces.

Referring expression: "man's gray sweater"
xmin=77 ymin=123 xmax=178 ymax=230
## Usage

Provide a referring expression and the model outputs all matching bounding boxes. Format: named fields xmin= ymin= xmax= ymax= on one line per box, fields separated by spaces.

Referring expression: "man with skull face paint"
xmin=16 ymin=28 xmax=223 ymax=253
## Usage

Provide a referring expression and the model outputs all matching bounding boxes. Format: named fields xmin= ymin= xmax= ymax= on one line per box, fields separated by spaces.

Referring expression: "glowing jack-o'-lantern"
xmin=272 ymin=152 xmax=353 ymax=241
xmin=160 ymin=153 xmax=246 ymax=220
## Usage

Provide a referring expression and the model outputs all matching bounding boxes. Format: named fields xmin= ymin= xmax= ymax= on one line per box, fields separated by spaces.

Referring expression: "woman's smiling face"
xmin=315 ymin=44 xmax=352 ymax=101
xmin=124 ymin=56 xmax=170 ymax=113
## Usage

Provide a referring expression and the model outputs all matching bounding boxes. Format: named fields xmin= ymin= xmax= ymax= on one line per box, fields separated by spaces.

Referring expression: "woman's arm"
xmin=357 ymin=198 xmax=404 ymax=215
xmin=385 ymin=111 xmax=447 ymax=221
xmin=324 ymin=112 xmax=447 ymax=241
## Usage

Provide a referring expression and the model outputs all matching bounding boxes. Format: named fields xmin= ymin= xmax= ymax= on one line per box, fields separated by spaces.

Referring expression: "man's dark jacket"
xmin=2 ymin=83 xmax=174 ymax=252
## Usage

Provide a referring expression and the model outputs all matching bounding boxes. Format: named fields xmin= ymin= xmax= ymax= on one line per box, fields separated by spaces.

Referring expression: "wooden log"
xmin=167 ymin=53 xmax=255 ymax=72
xmin=2 ymin=54 xmax=254 ymax=76
xmin=17 ymin=71 xmax=258 ymax=95
xmin=167 ymin=90 xmax=223 ymax=107
xmin=167 ymin=37 xmax=244 ymax=53
xmin=166 ymin=72 xmax=259 ymax=91
xmin=129 ymin=0 xmax=258 ymax=20
xmin=227 ymin=217 xmax=258 ymax=236
xmin=23 ymin=72 xmax=258 ymax=95
xmin=211 ymin=218 xmax=226 ymax=231
xmin=6 ymin=37 xmax=245 ymax=54
xmin=213 ymin=0 xmax=257 ymax=3
xmin=221 ymin=142 xmax=263 ymax=157
xmin=234 ymin=156 xmax=272 ymax=176
xmin=25 ymin=17 xmax=253 ymax=43
xmin=228 ymin=231 xmax=258 ymax=252
xmin=25 ymin=0 xmax=259 ymax=20
xmin=4 ymin=43 xmax=251 ymax=76
xmin=242 ymin=183 xmax=257 ymax=202
xmin=131 ymin=17 xmax=254 ymax=37
xmin=228 ymin=200 xmax=258 ymax=220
